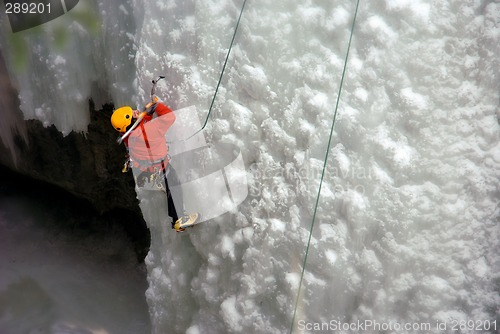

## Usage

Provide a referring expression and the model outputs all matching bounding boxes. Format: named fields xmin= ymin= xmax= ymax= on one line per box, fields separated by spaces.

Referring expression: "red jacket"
xmin=126 ymin=103 xmax=176 ymax=171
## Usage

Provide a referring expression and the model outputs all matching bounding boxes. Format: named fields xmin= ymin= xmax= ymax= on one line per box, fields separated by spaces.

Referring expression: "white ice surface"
xmin=1 ymin=0 xmax=499 ymax=333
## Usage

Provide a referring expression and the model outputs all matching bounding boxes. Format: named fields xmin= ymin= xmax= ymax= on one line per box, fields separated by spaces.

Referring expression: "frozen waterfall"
xmin=1 ymin=0 xmax=499 ymax=333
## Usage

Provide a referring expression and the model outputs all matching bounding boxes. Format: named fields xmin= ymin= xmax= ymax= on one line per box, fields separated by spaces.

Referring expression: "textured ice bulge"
xmin=1 ymin=0 xmax=499 ymax=333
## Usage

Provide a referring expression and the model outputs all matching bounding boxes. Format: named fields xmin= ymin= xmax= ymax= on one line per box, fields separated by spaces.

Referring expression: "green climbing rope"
xmin=192 ymin=0 xmax=247 ymax=136
xmin=289 ymin=0 xmax=361 ymax=332
xmin=166 ymin=0 xmax=247 ymax=144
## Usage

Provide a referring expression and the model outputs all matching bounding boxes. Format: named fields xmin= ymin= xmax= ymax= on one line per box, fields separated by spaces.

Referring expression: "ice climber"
xmin=110 ymin=97 xmax=198 ymax=232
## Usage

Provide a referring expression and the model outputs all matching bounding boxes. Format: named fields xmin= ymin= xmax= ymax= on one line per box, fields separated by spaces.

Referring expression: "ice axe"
xmin=117 ymin=76 xmax=166 ymax=144
xmin=150 ymin=76 xmax=165 ymax=101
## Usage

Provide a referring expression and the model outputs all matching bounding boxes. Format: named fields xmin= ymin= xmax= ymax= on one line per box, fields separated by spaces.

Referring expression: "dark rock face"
xmin=0 ymin=102 xmax=151 ymax=261
xmin=0 ymin=163 xmax=150 ymax=262
xmin=0 ymin=49 xmax=137 ymax=214
xmin=0 ymin=51 xmax=149 ymax=260
xmin=0 ymin=102 xmax=139 ymax=215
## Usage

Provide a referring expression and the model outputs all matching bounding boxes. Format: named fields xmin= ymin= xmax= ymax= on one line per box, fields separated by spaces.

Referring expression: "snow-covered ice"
xmin=1 ymin=0 xmax=499 ymax=333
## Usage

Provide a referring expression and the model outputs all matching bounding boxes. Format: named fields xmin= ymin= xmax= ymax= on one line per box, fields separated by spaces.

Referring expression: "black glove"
xmin=145 ymin=103 xmax=157 ymax=116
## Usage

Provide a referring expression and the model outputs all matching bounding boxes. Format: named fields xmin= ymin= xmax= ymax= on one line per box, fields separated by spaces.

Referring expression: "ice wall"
xmin=1 ymin=0 xmax=499 ymax=333
xmin=0 ymin=51 xmax=27 ymax=165
xmin=319 ymin=0 xmax=500 ymax=327
xmin=138 ymin=0 xmax=499 ymax=333
xmin=132 ymin=0 xmax=242 ymax=111
xmin=0 ymin=0 xmax=138 ymax=136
